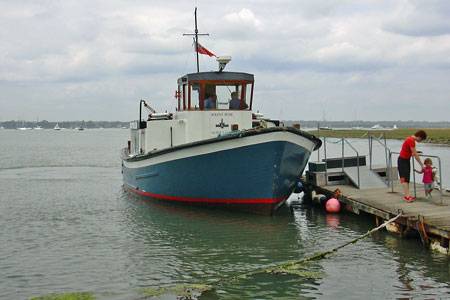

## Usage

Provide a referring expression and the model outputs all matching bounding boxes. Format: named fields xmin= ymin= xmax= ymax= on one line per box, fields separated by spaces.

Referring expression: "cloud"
xmin=383 ymin=0 xmax=450 ymax=37
xmin=0 ymin=0 xmax=449 ymax=122
xmin=224 ymin=8 xmax=261 ymax=27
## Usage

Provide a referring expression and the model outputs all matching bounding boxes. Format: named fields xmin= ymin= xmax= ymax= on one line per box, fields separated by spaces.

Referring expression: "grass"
xmin=308 ymin=128 xmax=450 ymax=145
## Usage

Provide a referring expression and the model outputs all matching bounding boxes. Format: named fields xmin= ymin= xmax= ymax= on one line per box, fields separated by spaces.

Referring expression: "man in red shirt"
xmin=398 ymin=130 xmax=427 ymax=202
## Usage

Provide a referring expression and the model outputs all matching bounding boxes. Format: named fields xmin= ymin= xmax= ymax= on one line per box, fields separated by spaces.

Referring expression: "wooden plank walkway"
xmin=301 ymin=179 xmax=450 ymax=253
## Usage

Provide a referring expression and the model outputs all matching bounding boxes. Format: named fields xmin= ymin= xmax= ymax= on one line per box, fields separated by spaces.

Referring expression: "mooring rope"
xmin=228 ymin=212 xmax=404 ymax=279
xmin=132 ymin=212 xmax=404 ymax=299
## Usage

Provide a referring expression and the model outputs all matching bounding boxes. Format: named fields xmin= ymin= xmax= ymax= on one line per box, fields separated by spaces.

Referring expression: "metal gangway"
xmin=317 ymin=132 xmax=444 ymax=205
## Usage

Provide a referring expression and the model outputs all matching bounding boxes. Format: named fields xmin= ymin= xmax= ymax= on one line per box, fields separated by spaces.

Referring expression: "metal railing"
xmin=369 ymin=132 xmax=388 ymax=169
xmin=323 ymin=137 xmax=328 ymax=186
xmin=342 ymin=138 xmax=361 ymax=189
xmin=389 ymin=152 xmax=444 ymax=205
xmin=322 ymin=137 xmax=361 ymax=189
xmin=368 ymin=132 xmax=392 ymax=187
xmin=318 ymin=132 xmax=444 ymax=205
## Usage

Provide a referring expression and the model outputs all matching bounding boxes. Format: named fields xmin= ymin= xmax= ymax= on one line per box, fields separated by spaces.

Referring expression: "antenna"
xmin=183 ymin=7 xmax=209 ymax=73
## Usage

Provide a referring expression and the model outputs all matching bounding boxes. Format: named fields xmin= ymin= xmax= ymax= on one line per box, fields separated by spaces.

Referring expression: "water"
xmin=0 ymin=129 xmax=449 ymax=300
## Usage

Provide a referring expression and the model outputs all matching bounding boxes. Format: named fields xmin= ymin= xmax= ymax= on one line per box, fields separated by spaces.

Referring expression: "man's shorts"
xmin=398 ymin=157 xmax=411 ymax=183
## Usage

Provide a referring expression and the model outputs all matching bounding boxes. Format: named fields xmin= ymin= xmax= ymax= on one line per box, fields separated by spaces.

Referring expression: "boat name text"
xmin=210 ymin=112 xmax=233 ymax=117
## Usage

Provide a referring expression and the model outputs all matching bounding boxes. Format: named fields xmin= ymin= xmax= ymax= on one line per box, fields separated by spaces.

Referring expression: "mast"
xmin=183 ymin=7 xmax=209 ymax=73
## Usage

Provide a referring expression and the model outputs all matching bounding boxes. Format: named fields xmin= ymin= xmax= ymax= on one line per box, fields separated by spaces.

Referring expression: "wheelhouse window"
xmin=178 ymin=78 xmax=254 ymax=111
xmin=215 ymin=85 xmax=238 ymax=109
xmin=177 ymin=84 xmax=187 ymax=111
xmin=244 ymin=83 xmax=253 ymax=108
xmin=190 ymin=83 xmax=201 ymax=110
xmin=204 ymin=82 xmax=253 ymax=110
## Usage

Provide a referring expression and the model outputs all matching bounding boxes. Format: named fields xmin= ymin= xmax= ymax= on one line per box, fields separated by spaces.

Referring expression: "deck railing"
xmin=322 ymin=137 xmax=360 ymax=189
xmin=368 ymin=132 xmax=392 ymax=187
xmin=368 ymin=132 xmax=389 ymax=171
xmin=389 ymin=152 xmax=444 ymax=205
xmin=318 ymin=131 xmax=444 ymax=204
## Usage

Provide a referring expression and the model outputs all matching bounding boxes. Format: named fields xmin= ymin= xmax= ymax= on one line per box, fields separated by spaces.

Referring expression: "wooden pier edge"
xmin=300 ymin=179 xmax=450 ymax=255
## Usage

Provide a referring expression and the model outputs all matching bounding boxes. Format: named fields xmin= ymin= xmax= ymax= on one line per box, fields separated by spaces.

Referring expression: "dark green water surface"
xmin=0 ymin=129 xmax=449 ymax=299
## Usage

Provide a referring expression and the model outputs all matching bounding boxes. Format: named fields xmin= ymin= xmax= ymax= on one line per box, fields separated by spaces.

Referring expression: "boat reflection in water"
xmin=121 ymin=187 xmax=450 ymax=299
xmin=120 ymin=190 xmax=324 ymax=299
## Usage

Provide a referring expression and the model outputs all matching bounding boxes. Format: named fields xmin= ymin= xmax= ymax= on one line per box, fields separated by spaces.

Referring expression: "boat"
xmin=120 ymin=10 xmax=321 ymax=215
xmin=17 ymin=119 xmax=31 ymax=130
xmin=33 ymin=117 xmax=44 ymax=130
xmin=54 ymin=123 xmax=61 ymax=130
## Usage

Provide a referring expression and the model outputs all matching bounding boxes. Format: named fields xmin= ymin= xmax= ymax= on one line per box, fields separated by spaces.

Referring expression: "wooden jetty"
xmin=302 ymin=157 xmax=450 ymax=255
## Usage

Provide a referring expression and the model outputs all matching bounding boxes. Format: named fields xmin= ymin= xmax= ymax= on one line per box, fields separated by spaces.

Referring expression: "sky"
xmin=1 ymin=0 xmax=450 ymax=122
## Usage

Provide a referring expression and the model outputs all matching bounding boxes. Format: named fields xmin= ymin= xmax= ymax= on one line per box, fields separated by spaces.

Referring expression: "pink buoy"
xmin=326 ymin=198 xmax=340 ymax=213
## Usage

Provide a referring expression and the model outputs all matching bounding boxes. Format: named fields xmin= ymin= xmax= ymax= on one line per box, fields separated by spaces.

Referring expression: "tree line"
xmin=1 ymin=120 xmax=129 ymax=129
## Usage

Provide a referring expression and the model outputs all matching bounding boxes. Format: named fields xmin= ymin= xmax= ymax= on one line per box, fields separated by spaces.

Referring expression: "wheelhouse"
xmin=176 ymin=72 xmax=254 ymax=111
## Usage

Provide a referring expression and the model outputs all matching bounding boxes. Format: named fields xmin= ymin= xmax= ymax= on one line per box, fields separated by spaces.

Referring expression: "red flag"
xmin=196 ymin=43 xmax=216 ymax=57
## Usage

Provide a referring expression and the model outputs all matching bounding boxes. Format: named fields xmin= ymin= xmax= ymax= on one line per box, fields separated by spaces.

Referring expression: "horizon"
xmin=2 ymin=119 xmax=450 ymax=125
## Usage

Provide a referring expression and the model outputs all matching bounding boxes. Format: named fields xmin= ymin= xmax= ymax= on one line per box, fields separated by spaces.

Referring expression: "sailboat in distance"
xmin=17 ymin=118 xmax=32 ymax=130
xmin=33 ymin=116 xmax=43 ymax=130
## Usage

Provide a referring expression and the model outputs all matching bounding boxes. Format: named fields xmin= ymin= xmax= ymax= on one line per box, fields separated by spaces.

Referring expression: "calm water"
xmin=0 ymin=129 xmax=449 ymax=300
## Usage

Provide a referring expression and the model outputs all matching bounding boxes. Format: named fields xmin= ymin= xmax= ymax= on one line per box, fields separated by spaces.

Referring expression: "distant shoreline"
xmin=308 ymin=128 xmax=450 ymax=146
xmin=285 ymin=120 xmax=450 ymax=129
xmin=0 ymin=120 xmax=129 ymax=130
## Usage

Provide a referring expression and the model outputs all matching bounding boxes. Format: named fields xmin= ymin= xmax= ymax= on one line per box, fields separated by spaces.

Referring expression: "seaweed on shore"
xmin=139 ymin=284 xmax=212 ymax=299
xmin=28 ymin=292 xmax=96 ymax=300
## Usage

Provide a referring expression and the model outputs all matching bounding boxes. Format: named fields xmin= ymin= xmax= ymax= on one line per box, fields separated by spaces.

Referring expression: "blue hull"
xmin=122 ymin=130 xmax=318 ymax=215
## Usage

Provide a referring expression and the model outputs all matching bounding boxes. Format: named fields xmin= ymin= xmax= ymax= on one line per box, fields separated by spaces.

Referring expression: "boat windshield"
xmin=183 ymin=81 xmax=253 ymax=110
xmin=212 ymin=83 xmax=250 ymax=110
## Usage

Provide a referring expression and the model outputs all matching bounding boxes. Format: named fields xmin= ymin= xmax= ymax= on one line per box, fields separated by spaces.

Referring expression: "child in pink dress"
xmin=415 ymin=158 xmax=435 ymax=200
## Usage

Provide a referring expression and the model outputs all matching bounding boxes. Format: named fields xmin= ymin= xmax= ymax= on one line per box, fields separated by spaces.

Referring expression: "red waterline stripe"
xmin=125 ymin=185 xmax=284 ymax=204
